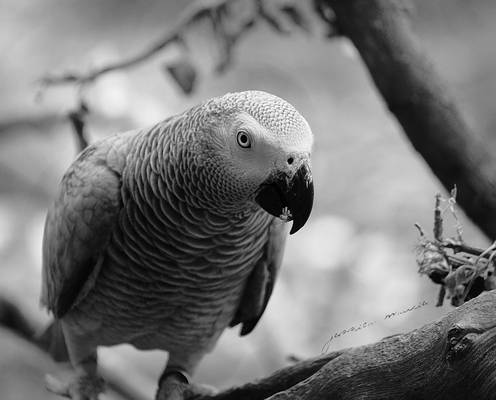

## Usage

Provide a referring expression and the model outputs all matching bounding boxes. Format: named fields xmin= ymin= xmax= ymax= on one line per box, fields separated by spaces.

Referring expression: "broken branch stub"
xmin=416 ymin=191 xmax=496 ymax=306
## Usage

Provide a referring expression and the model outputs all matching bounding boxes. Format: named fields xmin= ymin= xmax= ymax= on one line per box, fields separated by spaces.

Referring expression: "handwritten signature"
xmin=321 ymin=300 xmax=429 ymax=353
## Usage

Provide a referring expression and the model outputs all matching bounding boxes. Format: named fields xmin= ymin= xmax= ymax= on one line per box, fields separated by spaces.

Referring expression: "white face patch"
xmin=206 ymin=91 xmax=314 ymax=154
xmin=201 ymin=91 xmax=314 ymax=203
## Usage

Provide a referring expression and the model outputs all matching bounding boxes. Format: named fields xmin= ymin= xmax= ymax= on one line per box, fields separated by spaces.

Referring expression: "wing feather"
xmin=230 ymin=218 xmax=288 ymax=335
xmin=40 ymin=145 xmax=122 ymax=318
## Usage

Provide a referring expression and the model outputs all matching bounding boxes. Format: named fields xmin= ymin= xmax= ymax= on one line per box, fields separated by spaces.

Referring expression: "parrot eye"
xmin=236 ymin=131 xmax=251 ymax=149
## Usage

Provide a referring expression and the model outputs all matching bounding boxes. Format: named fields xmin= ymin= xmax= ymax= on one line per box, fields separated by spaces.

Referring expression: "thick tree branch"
xmin=176 ymin=351 xmax=344 ymax=400
xmin=5 ymin=290 xmax=496 ymax=400
xmin=190 ymin=291 xmax=496 ymax=400
xmin=323 ymin=0 xmax=496 ymax=240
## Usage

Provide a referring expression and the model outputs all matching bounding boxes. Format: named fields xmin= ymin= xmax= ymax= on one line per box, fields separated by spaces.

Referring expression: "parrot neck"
xmin=126 ymin=117 xmax=260 ymax=220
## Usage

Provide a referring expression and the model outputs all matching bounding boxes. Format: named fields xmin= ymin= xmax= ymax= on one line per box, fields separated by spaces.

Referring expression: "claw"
xmin=184 ymin=383 xmax=218 ymax=399
xmin=45 ymin=373 xmax=104 ymax=400
xmin=45 ymin=374 xmax=71 ymax=398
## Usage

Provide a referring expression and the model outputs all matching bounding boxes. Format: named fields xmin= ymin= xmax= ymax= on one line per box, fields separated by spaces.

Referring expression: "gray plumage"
xmin=40 ymin=90 xmax=314 ymax=399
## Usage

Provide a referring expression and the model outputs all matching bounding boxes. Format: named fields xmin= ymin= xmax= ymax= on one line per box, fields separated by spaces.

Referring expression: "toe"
xmin=45 ymin=374 xmax=70 ymax=397
xmin=44 ymin=373 xmax=104 ymax=400
xmin=184 ymin=383 xmax=218 ymax=399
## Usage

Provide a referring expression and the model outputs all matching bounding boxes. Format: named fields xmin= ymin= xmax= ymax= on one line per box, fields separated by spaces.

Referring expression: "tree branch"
xmin=184 ymin=351 xmax=344 ymax=400
xmin=39 ymin=0 xmax=316 ymax=92
xmin=39 ymin=0 xmax=233 ymax=87
xmin=189 ymin=291 xmax=496 ymax=400
xmin=68 ymin=100 xmax=90 ymax=151
xmin=322 ymin=0 xmax=496 ymax=240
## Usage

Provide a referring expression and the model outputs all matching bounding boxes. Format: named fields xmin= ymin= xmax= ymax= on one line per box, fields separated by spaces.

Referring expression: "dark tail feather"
xmin=37 ymin=320 xmax=70 ymax=362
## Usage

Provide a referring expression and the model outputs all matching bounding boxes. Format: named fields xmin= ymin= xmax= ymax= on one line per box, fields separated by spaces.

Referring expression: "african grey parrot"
xmin=40 ymin=90 xmax=314 ymax=400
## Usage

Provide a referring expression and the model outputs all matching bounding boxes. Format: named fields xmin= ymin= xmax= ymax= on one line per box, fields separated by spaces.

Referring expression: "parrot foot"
xmin=156 ymin=369 xmax=217 ymax=400
xmin=45 ymin=372 xmax=105 ymax=400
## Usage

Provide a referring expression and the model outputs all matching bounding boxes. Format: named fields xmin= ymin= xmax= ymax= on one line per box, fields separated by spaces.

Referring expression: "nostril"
xmin=287 ymin=157 xmax=294 ymax=165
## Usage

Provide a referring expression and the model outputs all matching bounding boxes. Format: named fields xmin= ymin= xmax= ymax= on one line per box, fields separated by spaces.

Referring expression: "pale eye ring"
xmin=236 ymin=130 xmax=251 ymax=148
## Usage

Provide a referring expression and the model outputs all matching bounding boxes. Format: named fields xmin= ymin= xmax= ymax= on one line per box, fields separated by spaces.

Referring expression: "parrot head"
xmin=196 ymin=90 xmax=314 ymax=234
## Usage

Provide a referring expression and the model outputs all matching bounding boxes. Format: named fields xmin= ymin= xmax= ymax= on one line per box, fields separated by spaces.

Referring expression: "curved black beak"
xmin=255 ymin=163 xmax=314 ymax=234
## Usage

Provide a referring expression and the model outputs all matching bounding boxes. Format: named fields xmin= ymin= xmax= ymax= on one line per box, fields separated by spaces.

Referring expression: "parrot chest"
xmin=76 ymin=201 xmax=272 ymax=351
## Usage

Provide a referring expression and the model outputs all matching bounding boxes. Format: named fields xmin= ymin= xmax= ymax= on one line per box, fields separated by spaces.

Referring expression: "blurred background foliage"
xmin=1 ymin=0 xmax=495 ymax=398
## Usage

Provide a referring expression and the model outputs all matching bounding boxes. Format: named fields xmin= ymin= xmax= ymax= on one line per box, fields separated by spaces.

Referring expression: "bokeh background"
xmin=1 ymin=0 xmax=495 ymax=398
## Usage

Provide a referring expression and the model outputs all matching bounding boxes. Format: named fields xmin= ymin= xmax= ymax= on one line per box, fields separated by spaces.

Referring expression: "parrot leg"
xmin=46 ymin=321 xmax=105 ymax=400
xmin=155 ymin=352 xmax=217 ymax=400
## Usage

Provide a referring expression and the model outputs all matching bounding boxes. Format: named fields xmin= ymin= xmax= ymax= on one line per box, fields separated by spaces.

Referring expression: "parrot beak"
xmin=255 ymin=162 xmax=314 ymax=234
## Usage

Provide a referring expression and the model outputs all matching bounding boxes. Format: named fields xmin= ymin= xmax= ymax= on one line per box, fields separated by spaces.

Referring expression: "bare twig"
xmin=208 ymin=2 xmax=257 ymax=73
xmin=68 ymin=100 xmax=90 ymax=152
xmin=39 ymin=0 xmax=234 ymax=88
xmin=444 ymin=242 xmax=486 ymax=257
xmin=416 ymin=191 xmax=496 ymax=307
xmin=39 ymin=0 xmax=318 ymax=92
xmin=254 ymin=0 xmax=291 ymax=34
xmin=433 ymin=193 xmax=443 ymax=241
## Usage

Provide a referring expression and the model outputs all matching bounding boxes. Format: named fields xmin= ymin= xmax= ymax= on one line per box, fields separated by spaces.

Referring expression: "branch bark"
xmin=324 ymin=0 xmax=496 ymax=240
xmin=191 ymin=290 xmax=496 ymax=400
